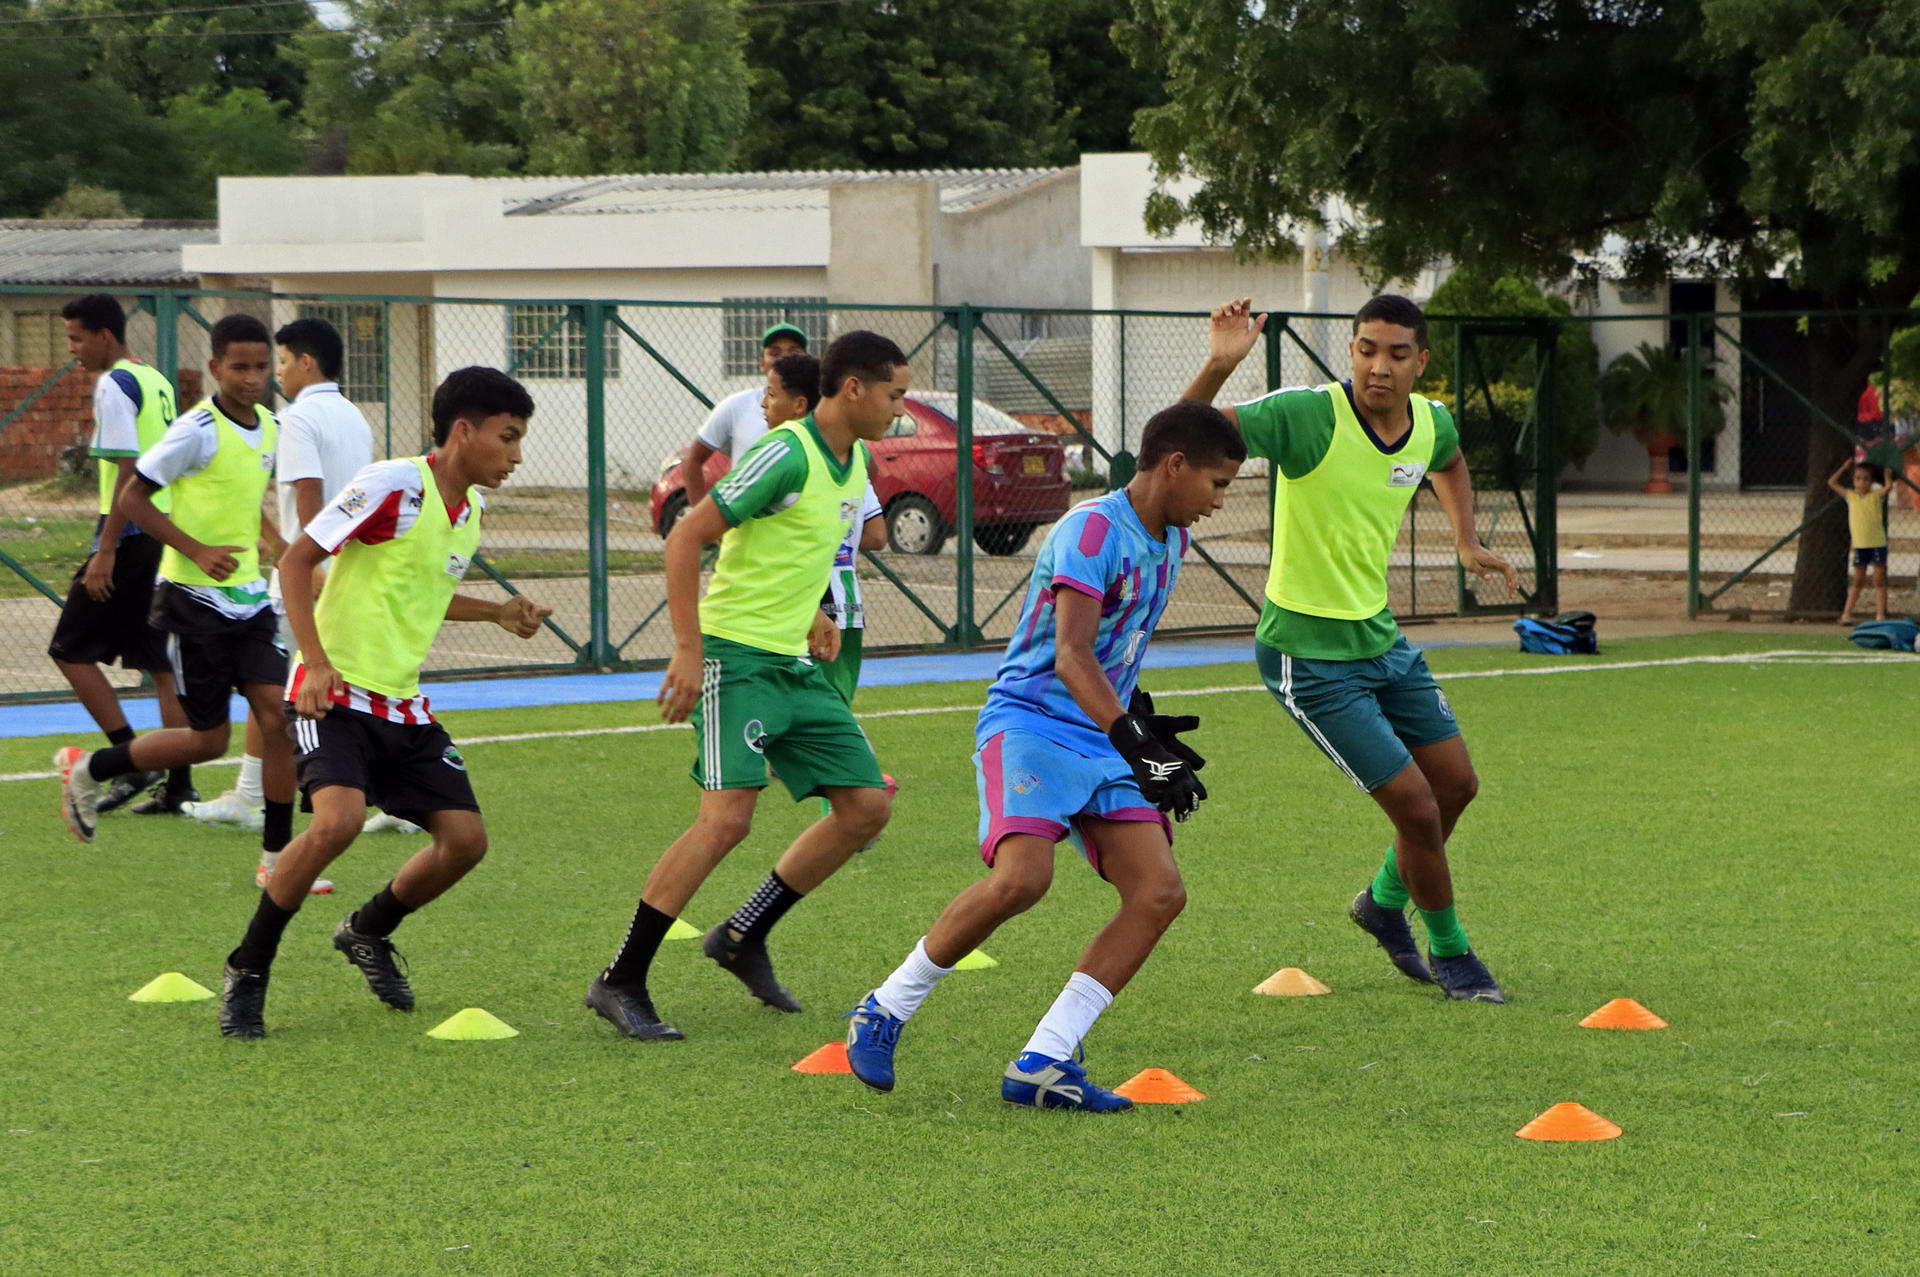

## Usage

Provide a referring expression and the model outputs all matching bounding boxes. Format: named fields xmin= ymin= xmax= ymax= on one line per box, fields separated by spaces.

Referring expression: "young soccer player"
xmin=216 ymin=367 xmax=549 ymax=1039
xmin=184 ymin=317 xmax=392 ymax=889
xmin=46 ymin=294 xmax=193 ymax=816
xmin=1184 ymin=296 xmax=1517 ymax=1003
xmin=844 ymin=401 xmax=1240 ymax=1110
xmin=681 ymin=322 xmax=810 ymax=509
xmin=1829 ymin=459 xmax=1889 ymax=624
xmin=587 ymin=331 xmax=905 ymax=1042
xmin=56 ymin=315 xmax=296 ymax=864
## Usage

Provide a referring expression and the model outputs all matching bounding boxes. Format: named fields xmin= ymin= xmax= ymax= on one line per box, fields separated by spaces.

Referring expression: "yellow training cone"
xmin=1253 ymin=967 xmax=1331 ymax=996
xmin=664 ymin=918 xmax=701 ymax=941
xmin=129 ymin=972 xmax=215 ymax=1003
xmin=952 ymin=950 xmax=998 ymax=970
xmin=427 ymin=1008 xmax=519 ymax=1040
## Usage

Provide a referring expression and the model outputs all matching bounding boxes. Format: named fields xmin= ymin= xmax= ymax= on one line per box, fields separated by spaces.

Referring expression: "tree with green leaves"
xmin=740 ymin=0 xmax=1063 ymax=170
xmin=1122 ymin=0 xmax=1920 ymax=612
xmin=72 ymin=0 xmax=312 ymax=113
xmin=166 ymin=86 xmax=305 ymax=212
xmin=1020 ymin=0 xmax=1165 ymax=156
xmin=294 ymin=0 xmax=523 ymax=175
xmin=516 ymin=0 xmax=747 ymax=175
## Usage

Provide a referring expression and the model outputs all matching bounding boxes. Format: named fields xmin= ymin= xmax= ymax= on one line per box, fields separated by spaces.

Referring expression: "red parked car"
xmin=650 ymin=392 xmax=1073 ymax=556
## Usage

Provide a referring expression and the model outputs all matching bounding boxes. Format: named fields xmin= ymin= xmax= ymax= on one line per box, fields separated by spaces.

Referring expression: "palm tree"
xmin=1599 ymin=342 xmax=1730 ymax=493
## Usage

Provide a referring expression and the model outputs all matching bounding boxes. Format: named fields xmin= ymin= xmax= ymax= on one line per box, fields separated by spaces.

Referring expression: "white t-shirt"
xmin=271 ymin=382 xmax=374 ymax=604
xmin=824 ymin=484 xmax=886 ymax=630
xmin=695 ymin=387 xmax=770 ymax=457
xmin=89 ymin=370 xmax=142 ymax=457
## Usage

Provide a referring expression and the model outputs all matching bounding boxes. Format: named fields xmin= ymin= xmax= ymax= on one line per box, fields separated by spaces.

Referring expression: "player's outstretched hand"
xmin=1109 ymin=712 xmax=1207 ymax=823
xmin=657 ymin=648 xmax=701 ymax=724
xmin=497 ymin=594 xmax=552 ymax=639
xmin=1459 ymin=540 xmax=1520 ymax=597
xmin=1207 ymin=297 xmax=1268 ymax=369
xmin=1126 ymin=686 xmax=1207 ymax=773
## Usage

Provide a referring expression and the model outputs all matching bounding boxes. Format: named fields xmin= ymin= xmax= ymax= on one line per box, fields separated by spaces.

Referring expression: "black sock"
xmin=262 ymin=800 xmax=294 ymax=853
xmin=726 ymin=871 xmax=803 ymax=945
xmin=352 ymin=883 xmax=415 ymax=939
xmin=105 ymin=725 xmax=135 ymax=747
xmin=603 ymin=900 xmax=675 ymax=989
xmin=230 ymin=890 xmax=297 ymax=972
xmin=87 ymin=742 xmax=136 ymax=782
xmin=167 ymin=766 xmax=192 ymax=797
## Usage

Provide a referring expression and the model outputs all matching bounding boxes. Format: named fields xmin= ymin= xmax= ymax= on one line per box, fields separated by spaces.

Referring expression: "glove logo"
xmin=1144 ymin=757 xmax=1182 ymax=782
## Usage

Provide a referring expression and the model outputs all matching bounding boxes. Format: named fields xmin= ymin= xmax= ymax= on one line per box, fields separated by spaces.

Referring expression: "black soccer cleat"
xmin=96 ymin=769 xmax=164 ymax=815
xmin=131 ymin=784 xmax=198 ymax=815
xmin=218 ymin=960 xmax=269 ymax=1039
xmin=585 ymin=976 xmax=684 ymax=1041
xmin=1348 ymin=889 xmax=1436 ymax=984
xmin=702 ymin=923 xmax=802 ymax=1013
xmin=1430 ymin=949 xmax=1506 ymax=1003
xmin=331 ymin=916 xmax=415 ymax=1011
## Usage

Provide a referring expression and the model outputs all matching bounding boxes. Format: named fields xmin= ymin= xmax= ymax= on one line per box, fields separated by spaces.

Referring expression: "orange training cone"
xmin=1515 ymin=1102 xmax=1622 ymax=1141
xmin=1253 ymin=967 xmax=1331 ymax=996
xmin=1579 ymin=998 xmax=1667 ymax=1030
xmin=1113 ymin=1068 xmax=1205 ymax=1104
xmin=792 ymin=1042 xmax=852 ymax=1074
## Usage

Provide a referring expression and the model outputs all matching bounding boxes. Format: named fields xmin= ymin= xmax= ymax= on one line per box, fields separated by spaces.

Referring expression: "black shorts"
xmin=46 ymin=530 xmax=168 ymax=671
xmin=288 ymin=707 xmax=480 ymax=829
xmin=151 ymin=583 xmax=288 ymax=731
xmin=1854 ymin=546 xmax=1889 ymax=569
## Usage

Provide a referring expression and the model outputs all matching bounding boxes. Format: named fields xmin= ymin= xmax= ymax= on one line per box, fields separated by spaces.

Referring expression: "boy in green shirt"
xmin=1184 ymin=295 xmax=1517 ymax=1003
xmin=588 ymin=331 xmax=907 ymax=1042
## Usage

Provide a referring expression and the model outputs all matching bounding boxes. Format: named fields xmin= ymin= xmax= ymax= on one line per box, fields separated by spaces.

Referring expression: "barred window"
xmin=507 ymin=304 xmax=621 ymax=380
xmin=296 ymin=302 xmax=386 ymax=403
xmin=7 ymin=311 xmax=63 ymax=368
xmin=722 ymin=298 xmax=827 ymax=377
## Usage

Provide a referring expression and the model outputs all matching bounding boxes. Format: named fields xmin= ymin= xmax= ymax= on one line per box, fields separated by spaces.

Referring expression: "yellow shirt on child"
xmin=1844 ymin=487 xmax=1888 ymax=549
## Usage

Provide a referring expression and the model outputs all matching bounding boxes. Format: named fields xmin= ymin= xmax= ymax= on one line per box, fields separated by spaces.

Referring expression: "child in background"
xmin=1829 ymin=459 xmax=1889 ymax=624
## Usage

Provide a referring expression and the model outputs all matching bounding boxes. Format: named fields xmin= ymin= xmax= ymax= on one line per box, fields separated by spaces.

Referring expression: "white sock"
xmin=258 ymin=849 xmax=278 ymax=872
xmin=1020 ymin=971 xmax=1114 ymax=1062
xmin=237 ymin=754 xmax=264 ymax=804
xmin=872 ymin=937 xmax=954 ymax=1022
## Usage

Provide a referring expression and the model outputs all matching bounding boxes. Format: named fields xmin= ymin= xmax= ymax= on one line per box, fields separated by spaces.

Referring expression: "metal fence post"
xmin=1685 ymin=315 xmax=1703 ymax=618
xmin=953 ymin=304 xmax=979 ymax=647
xmin=581 ymin=300 xmax=611 ymax=667
xmin=1533 ymin=327 xmax=1559 ymax=614
xmin=152 ymin=290 xmax=179 ymax=400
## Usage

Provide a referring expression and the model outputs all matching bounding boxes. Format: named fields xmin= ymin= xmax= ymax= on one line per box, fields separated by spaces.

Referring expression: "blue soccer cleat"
xmin=844 ymin=993 xmax=904 ymax=1093
xmin=1001 ymin=1052 xmax=1133 ymax=1112
xmin=1430 ymin=949 xmax=1506 ymax=1003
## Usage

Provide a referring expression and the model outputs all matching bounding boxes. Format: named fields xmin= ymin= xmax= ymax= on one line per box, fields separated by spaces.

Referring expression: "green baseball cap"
xmin=761 ymin=323 xmax=808 ymax=348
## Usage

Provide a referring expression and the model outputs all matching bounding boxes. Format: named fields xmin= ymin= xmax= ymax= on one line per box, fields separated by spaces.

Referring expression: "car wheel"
xmin=973 ymin=523 xmax=1037 ymax=556
xmin=658 ymin=492 xmax=688 ymax=538
xmin=886 ymin=494 xmax=946 ymax=555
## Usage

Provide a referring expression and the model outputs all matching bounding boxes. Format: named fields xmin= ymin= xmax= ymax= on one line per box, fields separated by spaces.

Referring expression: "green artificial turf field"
xmin=1 ymin=633 xmax=1912 ymax=1274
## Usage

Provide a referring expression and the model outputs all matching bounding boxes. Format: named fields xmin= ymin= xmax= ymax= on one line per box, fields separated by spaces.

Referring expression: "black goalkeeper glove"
xmin=1109 ymin=712 xmax=1208 ymax=823
xmin=1126 ymin=686 xmax=1207 ymax=775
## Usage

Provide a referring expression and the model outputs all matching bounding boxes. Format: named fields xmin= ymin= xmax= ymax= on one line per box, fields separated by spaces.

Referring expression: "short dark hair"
xmin=431 ymin=366 xmax=534 ymax=446
xmin=274 ymin=317 xmax=344 ymax=381
xmin=770 ymin=352 xmax=820 ymax=409
xmin=819 ymin=330 xmax=907 ymax=398
xmin=1353 ymin=294 xmax=1429 ymax=350
xmin=210 ymin=313 xmax=272 ymax=360
xmin=1139 ymin=401 xmax=1246 ymax=468
xmin=61 ymin=294 xmax=126 ymax=345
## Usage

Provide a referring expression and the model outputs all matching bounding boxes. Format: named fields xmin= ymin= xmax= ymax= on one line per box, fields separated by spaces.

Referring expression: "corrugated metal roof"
xmin=0 ymin=220 xmax=217 ymax=285
xmin=499 ymin=169 xmax=1071 ymax=218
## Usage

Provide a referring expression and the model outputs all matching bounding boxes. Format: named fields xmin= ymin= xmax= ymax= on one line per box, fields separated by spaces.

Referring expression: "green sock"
xmin=1370 ymin=848 xmax=1411 ymax=910
xmin=1419 ymin=903 xmax=1470 ymax=958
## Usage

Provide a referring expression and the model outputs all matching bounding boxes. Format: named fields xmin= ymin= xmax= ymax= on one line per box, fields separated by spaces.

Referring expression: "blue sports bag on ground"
xmin=1848 ymin=619 xmax=1919 ymax=651
xmin=1515 ymin=611 xmax=1600 ymax=655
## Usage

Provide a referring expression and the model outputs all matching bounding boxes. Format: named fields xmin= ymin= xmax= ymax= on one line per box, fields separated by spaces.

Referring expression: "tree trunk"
xmin=1787 ymin=316 xmax=1884 ymax=615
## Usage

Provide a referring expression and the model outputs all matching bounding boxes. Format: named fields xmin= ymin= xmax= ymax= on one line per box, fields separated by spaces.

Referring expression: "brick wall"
xmin=0 ymin=367 xmax=202 ymax=482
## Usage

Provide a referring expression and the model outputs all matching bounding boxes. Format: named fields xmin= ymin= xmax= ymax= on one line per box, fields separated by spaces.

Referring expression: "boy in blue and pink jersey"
xmin=844 ymin=402 xmax=1246 ymax=1111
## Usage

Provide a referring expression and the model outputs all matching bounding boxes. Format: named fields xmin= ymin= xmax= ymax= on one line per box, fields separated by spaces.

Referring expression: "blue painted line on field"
xmin=0 ymin=635 xmax=1504 ymax=739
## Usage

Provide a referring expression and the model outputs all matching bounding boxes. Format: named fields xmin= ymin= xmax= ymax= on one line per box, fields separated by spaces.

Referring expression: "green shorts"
xmin=691 ymin=635 xmax=883 ymax=800
xmin=1256 ymin=636 xmax=1461 ymax=793
xmin=820 ymin=626 xmax=864 ymax=705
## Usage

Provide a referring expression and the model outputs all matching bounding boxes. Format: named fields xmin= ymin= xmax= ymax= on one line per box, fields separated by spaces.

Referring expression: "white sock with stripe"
xmin=1020 ymin=971 xmax=1114 ymax=1062
xmin=872 ymin=937 xmax=953 ymax=1022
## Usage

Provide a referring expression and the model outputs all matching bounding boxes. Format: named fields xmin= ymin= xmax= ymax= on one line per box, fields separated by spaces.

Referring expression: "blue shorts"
xmin=1854 ymin=546 xmax=1888 ymax=569
xmin=973 ymin=729 xmax=1171 ymax=876
xmin=1256 ymin=636 xmax=1462 ymax=793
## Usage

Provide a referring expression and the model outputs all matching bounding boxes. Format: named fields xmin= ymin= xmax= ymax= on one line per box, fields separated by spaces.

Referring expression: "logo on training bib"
xmin=1010 ymin=771 xmax=1042 ymax=795
xmin=744 ymin=720 xmax=767 ymax=754
xmin=1436 ymin=688 xmax=1454 ymax=720
xmin=445 ymin=552 xmax=470 ymax=580
xmin=441 ymin=745 xmax=466 ymax=771
xmin=1389 ymin=463 xmax=1427 ymax=488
